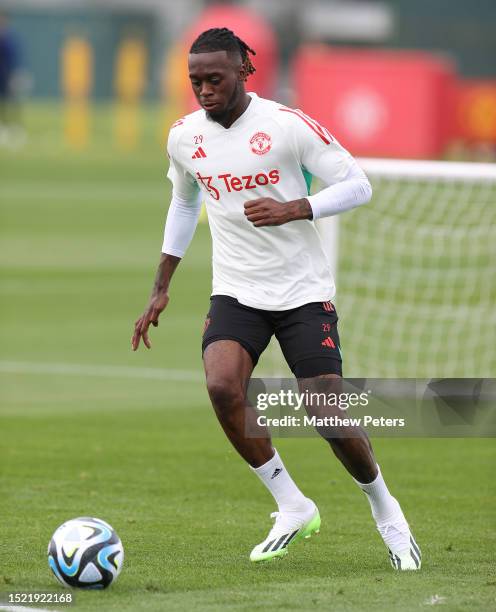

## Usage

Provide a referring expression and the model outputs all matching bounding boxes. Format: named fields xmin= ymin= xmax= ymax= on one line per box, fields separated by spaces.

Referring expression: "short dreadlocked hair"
xmin=189 ymin=28 xmax=256 ymax=80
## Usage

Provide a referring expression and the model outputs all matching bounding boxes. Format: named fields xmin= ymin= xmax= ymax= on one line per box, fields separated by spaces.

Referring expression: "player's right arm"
xmin=132 ymin=125 xmax=202 ymax=351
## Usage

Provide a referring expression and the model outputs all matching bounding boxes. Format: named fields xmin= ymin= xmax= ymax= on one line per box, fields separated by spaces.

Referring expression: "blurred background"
xmin=1 ymin=0 xmax=495 ymax=383
xmin=1 ymin=0 xmax=496 ymax=157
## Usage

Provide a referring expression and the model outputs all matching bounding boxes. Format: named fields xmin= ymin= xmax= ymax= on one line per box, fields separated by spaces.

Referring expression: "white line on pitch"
xmin=0 ymin=361 xmax=204 ymax=383
xmin=0 ymin=607 xmax=60 ymax=612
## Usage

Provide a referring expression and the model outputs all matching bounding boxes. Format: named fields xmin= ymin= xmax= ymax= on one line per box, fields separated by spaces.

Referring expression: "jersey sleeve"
xmin=166 ymin=125 xmax=200 ymax=200
xmin=280 ymin=107 xmax=355 ymax=186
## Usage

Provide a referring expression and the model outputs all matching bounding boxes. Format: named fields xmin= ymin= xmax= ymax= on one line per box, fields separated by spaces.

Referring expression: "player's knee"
xmin=206 ymin=377 xmax=245 ymax=412
xmin=324 ymin=433 xmax=370 ymax=455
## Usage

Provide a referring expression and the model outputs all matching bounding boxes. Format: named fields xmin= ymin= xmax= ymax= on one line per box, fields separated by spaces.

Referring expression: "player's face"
xmin=188 ymin=51 xmax=245 ymax=120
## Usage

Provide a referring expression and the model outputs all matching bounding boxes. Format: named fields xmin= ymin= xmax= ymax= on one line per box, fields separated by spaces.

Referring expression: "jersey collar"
xmin=210 ymin=92 xmax=259 ymax=130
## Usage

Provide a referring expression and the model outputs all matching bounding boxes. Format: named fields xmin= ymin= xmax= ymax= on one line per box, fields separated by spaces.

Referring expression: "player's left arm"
xmin=244 ymin=112 xmax=371 ymax=227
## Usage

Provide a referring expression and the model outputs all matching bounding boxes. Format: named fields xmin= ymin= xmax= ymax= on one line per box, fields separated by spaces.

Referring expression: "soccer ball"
xmin=48 ymin=517 xmax=124 ymax=589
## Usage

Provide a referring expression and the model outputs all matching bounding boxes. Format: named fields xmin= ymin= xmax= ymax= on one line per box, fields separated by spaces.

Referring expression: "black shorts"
xmin=202 ymin=295 xmax=342 ymax=377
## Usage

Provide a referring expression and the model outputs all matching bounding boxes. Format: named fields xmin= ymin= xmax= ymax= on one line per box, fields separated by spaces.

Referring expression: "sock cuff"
xmin=353 ymin=465 xmax=381 ymax=489
xmin=251 ymin=448 xmax=279 ymax=477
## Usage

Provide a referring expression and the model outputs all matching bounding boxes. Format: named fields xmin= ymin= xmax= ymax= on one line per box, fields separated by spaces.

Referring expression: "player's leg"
xmin=307 ymin=375 xmax=377 ymax=476
xmin=203 ymin=338 xmax=271 ymax=466
xmin=301 ymin=373 xmax=421 ymax=569
xmin=276 ymin=301 xmax=421 ymax=570
xmin=202 ymin=296 xmax=319 ymax=561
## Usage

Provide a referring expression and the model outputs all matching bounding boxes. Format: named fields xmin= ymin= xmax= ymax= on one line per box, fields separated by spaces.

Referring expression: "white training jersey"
xmin=166 ymin=92 xmax=356 ymax=311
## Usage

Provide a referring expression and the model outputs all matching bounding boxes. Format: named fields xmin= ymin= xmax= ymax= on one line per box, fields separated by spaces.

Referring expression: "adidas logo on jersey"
xmin=192 ymin=147 xmax=207 ymax=159
xmin=321 ymin=336 xmax=335 ymax=348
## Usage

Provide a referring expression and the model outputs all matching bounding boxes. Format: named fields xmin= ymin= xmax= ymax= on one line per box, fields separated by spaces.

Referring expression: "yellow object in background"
xmin=160 ymin=41 xmax=189 ymax=144
xmin=61 ymin=36 xmax=93 ymax=99
xmin=114 ymin=38 xmax=147 ymax=150
xmin=61 ymin=36 xmax=93 ymax=149
xmin=161 ymin=41 xmax=189 ymax=109
xmin=115 ymin=38 xmax=147 ymax=103
xmin=115 ymin=103 xmax=140 ymax=151
xmin=160 ymin=42 xmax=209 ymax=222
xmin=64 ymin=101 xmax=90 ymax=150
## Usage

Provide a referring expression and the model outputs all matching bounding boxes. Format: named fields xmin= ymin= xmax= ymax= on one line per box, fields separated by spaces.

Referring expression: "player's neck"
xmin=215 ymin=93 xmax=252 ymax=129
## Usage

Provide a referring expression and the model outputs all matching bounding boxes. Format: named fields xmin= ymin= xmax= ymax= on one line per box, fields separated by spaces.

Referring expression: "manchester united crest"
xmin=250 ymin=132 xmax=272 ymax=155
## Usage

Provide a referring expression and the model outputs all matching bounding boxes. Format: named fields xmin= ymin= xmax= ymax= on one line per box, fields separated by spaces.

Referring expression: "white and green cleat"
xmin=250 ymin=501 xmax=321 ymax=562
xmin=377 ymin=508 xmax=422 ymax=570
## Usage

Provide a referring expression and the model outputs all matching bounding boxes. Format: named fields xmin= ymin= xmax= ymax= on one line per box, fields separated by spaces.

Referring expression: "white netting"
xmin=336 ymin=159 xmax=496 ymax=378
xmin=259 ymin=159 xmax=496 ymax=378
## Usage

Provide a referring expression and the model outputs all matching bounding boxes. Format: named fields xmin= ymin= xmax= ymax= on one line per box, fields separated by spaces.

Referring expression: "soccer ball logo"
xmin=250 ymin=132 xmax=272 ymax=155
xmin=48 ymin=517 xmax=124 ymax=589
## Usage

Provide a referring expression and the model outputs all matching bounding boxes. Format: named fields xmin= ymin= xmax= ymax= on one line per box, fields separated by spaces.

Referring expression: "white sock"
xmin=251 ymin=449 xmax=310 ymax=513
xmin=354 ymin=466 xmax=400 ymax=524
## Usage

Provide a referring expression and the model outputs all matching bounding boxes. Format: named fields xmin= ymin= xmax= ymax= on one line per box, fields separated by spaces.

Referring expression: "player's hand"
xmin=244 ymin=197 xmax=313 ymax=227
xmin=131 ymin=292 xmax=169 ymax=351
xmin=244 ymin=197 xmax=288 ymax=227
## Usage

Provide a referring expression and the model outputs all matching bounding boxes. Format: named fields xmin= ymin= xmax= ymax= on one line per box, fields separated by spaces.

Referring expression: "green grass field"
xmin=1 ymin=104 xmax=495 ymax=611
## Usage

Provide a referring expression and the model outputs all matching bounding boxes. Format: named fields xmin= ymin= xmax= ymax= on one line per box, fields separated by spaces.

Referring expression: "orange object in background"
xmin=182 ymin=4 xmax=278 ymax=112
xmin=455 ymin=80 xmax=496 ymax=143
xmin=292 ymin=46 xmax=456 ymax=159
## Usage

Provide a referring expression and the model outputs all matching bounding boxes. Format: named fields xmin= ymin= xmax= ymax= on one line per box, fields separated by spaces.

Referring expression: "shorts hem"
xmin=290 ymin=356 xmax=342 ymax=378
xmin=202 ymin=334 xmax=259 ymax=367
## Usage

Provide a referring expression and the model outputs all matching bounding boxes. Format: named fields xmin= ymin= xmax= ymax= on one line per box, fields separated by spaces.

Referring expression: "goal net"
xmin=259 ymin=159 xmax=496 ymax=378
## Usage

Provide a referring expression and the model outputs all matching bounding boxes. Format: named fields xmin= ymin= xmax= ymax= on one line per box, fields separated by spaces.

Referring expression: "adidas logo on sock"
xmin=271 ymin=468 xmax=283 ymax=479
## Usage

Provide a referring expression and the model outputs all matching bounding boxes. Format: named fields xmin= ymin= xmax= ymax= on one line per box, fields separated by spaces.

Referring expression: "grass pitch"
xmin=1 ymin=104 xmax=495 ymax=611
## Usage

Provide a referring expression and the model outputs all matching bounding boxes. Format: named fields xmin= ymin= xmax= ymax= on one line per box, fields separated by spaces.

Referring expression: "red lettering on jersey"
xmin=196 ymin=169 xmax=280 ymax=200
xmin=196 ymin=172 xmax=220 ymax=200
xmin=242 ymin=175 xmax=256 ymax=189
xmin=218 ymin=173 xmax=232 ymax=192
xmin=230 ymin=176 xmax=243 ymax=191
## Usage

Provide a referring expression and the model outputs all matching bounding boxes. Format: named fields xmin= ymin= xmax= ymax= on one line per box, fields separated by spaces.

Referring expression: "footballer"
xmin=132 ymin=28 xmax=421 ymax=570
